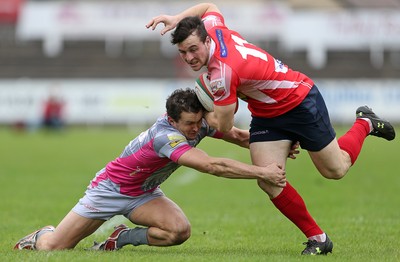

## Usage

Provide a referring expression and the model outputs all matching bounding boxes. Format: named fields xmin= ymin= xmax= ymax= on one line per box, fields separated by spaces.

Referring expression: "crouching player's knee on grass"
xmin=123 ymin=196 xmax=192 ymax=248
xmin=147 ymin=222 xmax=191 ymax=247
xmin=91 ymin=197 xmax=192 ymax=250
xmin=91 ymin=222 xmax=191 ymax=251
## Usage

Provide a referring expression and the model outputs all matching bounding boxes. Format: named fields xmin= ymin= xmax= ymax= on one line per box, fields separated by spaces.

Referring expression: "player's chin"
xmin=186 ymin=133 xmax=197 ymax=140
xmin=189 ymin=63 xmax=202 ymax=71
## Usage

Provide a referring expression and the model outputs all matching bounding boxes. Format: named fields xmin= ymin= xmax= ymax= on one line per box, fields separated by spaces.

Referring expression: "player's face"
xmin=169 ymin=111 xmax=203 ymax=140
xmin=177 ymin=33 xmax=210 ymax=71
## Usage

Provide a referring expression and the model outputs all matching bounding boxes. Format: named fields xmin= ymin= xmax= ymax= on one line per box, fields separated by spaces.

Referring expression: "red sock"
xmin=337 ymin=119 xmax=370 ymax=165
xmin=271 ymin=182 xmax=323 ymax=238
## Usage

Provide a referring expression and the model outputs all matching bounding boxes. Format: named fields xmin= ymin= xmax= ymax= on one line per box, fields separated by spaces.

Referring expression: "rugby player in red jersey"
xmin=147 ymin=3 xmax=395 ymax=255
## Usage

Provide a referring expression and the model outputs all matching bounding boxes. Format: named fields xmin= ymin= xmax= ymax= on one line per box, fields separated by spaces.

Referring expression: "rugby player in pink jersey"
xmin=15 ymin=88 xmax=301 ymax=251
xmin=146 ymin=3 xmax=395 ymax=255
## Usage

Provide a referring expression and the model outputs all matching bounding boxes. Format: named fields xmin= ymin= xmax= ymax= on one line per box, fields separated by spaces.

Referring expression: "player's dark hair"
xmin=166 ymin=88 xmax=205 ymax=121
xmin=171 ymin=16 xmax=208 ymax=45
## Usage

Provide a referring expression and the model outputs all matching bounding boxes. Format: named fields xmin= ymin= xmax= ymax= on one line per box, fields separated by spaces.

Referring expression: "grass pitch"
xmin=1 ymin=125 xmax=399 ymax=262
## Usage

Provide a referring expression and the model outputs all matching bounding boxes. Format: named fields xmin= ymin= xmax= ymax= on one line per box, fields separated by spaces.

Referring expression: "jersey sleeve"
xmin=209 ymin=62 xmax=240 ymax=106
xmin=202 ymin=12 xmax=241 ymax=107
xmin=202 ymin=12 xmax=225 ymax=30
xmin=154 ymin=132 xmax=192 ymax=163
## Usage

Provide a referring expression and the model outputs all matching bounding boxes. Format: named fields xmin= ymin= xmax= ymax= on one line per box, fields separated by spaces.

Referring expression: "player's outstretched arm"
xmin=177 ymin=148 xmax=287 ymax=187
xmin=146 ymin=3 xmax=220 ymax=35
xmin=220 ymin=127 xmax=300 ymax=158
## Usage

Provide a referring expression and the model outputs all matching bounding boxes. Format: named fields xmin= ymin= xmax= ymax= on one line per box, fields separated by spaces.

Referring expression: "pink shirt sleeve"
xmin=169 ymin=144 xmax=192 ymax=162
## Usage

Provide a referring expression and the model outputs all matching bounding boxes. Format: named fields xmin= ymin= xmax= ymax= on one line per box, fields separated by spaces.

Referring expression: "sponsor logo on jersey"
xmin=130 ymin=166 xmax=143 ymax=176
xmin=210 ymin=78 xmax=226 ymax=97
xmin=215 ymin=29 xmax=227 ymax=57
xmin=274 ymin=58 xmax=288 ymax=73
xmin=167 ymin=134 xmax=186 ymax=148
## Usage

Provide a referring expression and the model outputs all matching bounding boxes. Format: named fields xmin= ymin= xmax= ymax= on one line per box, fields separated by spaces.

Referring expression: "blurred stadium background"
xmin=1 ymin=0 xmax=400 ymax=128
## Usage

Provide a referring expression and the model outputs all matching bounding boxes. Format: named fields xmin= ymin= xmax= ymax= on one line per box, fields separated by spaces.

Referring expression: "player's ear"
xmin=167 ymin=115 xmax=176 ymax=126
xmin=205 ymin=36 xmax=211 ymax=47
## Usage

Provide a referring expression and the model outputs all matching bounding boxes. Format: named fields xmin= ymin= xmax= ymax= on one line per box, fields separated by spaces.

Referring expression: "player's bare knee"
xmin=257 ymin=179 xmax=280 ymax=198
xmin=257 ymin=179 xmax=269 ymax=191
xmin=168 ymin=225 xmax=191 ymax=245
xmin=321 ymin=169 xmax=346 ymax=180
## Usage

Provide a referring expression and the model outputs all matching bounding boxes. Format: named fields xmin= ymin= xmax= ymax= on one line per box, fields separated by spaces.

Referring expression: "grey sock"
xmin=116 ymin=227 xmax=148 ymax=248
xmin=36 ymin=228 xmax=54 ymax=240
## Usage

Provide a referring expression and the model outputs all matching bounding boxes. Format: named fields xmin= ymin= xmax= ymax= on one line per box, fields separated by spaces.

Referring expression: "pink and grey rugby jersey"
xmin=90 ymin=114 xmax=222 ymax=197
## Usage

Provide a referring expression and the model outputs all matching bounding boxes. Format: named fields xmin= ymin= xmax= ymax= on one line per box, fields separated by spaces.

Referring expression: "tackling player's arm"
xmin=220 ymin=126 xmax=249 ymax=148
xmin=218 ymin=127 xmax=300 ymax=158
xmin=177 ymin=147 xmax=287 ymax=187
xmin=146 ymin=3 xmax=220 ymax=35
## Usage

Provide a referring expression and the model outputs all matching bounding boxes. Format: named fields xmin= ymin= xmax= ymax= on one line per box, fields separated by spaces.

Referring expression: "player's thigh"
xmin=129 ymin=196 xmax=189 ymax=230
xmin=308 ymin=138 xmax=351 ymax=178
xmin=41 ymin=211 xmax=104 ymax=249
xmin=250 ymin=140 xmax=291 ymax=167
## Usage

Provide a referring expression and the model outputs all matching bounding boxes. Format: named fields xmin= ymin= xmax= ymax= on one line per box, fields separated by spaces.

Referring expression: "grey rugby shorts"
xmin=72 ymin=177 xmax=165 ymax=221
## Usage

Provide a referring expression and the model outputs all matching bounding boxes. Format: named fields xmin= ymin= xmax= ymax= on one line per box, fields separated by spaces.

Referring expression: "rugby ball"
xmin=194 ymin=73 xmax=214 ymax=112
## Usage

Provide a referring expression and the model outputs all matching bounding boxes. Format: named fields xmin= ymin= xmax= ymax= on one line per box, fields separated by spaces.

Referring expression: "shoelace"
xmin=303 ymin=239 xmax=318 ymax=248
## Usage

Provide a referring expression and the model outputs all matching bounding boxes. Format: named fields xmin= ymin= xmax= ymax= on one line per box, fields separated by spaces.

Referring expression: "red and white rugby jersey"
xmin=202 ymin=12 xmax=314 ymax=118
